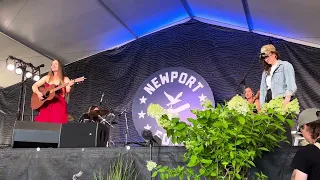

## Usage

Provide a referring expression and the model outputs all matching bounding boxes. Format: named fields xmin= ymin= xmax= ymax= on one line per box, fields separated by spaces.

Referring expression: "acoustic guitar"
xmin=31 ymin=76 xmax=85 ymax=110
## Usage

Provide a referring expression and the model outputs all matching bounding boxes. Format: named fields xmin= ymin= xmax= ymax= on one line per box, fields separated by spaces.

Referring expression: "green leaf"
xmin=206 ymin=110 xmax=210 ymax=119
xmin=273 ymin=124 xmax=286 ymax=132
xmin=194 ymin=145 xmax=204 ymax=154
xmin=160 ymin=173 xmax=165 ymax=180
xmin=152 ymin=171 xmax=158 ymax=177
xmin=266 ymin=134 xmax=277 ymax=141
xmin=175 ymin=122 xmax=186 ymax=130
xmin=158 ymin=166 xmax=168 ymax=172
xmin=238 ymin=135 xmax=246 ymax=138
xmin=222 ymin=121 xmax=228 ymax=128
xmin=248 ymin=160 xmax=256 ymax=167
xmin=286 ymin=119 xmax=294 ymax=127
xmin=222 ymin=161 xmax=228 ymax=166
xmin=172 ymin=118 xmax=180 ymax=124
xmin=210 ymin=113 xmax=218 ymax=119
xmin=230 ymin=151 xmax=234 ymax=159
xmin=200 ymin=159 xmax=212 ymax=164
xmin=275 ymin=114 xmax=285 ymax=121
xmin=199 ymin=168 xmax=205 ymax=175
xmin=258 ymin=147 xmax=270 ymax=152
xmin=210 ymin=171 xmax=217 ymax=177
xmin=237 ymin=116 xmax=245 ymax=125
xmin=236 ymin=140 xmax=242 ymax=145
xmin=187 ymin=118 xmax=195 ymax=123
xmin=232 ymin=160 xmax=236 ymax=167
xmin=179 ymin=173 xmax=184 ymax=180
xmin=187 ymin=155 xmax=197 ymax=167
xmin=235 ymin=173 xmax=241 ymax=179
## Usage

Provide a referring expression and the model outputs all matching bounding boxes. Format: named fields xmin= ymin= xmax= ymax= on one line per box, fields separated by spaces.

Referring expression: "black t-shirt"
xmin=291 ymin=144 xmax=320 ymax=180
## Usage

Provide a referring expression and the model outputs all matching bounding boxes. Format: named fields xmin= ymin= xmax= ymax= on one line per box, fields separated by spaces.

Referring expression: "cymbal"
xmin=87 ymin=109 xmax=110 ymax=117
xmin=68 ymin=114 xmax=75 ymax=121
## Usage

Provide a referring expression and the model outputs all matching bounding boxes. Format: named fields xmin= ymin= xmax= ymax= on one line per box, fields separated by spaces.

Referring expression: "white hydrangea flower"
xmin=227 ymin=95 xmax=249 ymax=115
xmin=146 ymin=160 xmax=157 ymax=171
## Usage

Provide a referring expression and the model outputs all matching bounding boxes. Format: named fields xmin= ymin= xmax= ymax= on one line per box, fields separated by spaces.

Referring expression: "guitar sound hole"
xmin=44 ymin=92 xmax=50 ymax=98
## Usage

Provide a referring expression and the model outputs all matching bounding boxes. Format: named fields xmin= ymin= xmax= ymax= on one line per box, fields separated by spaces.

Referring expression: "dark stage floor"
xmin=0 ymin=146 xmax=298 ymax=180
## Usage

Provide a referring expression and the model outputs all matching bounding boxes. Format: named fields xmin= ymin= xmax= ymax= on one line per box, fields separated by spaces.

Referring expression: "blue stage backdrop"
xmin=1 ymin=19 xmax=320 ymax=145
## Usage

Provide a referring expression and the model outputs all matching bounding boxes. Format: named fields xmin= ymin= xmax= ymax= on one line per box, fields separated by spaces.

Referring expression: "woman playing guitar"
xmin=32 ymin=59 xmax=74 ymax=124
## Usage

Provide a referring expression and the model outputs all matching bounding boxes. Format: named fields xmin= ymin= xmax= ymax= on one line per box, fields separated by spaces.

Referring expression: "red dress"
xmin=35 ymin=83 xmax=68 ymax=124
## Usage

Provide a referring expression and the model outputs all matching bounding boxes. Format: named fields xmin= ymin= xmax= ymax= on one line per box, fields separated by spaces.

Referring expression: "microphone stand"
xmin=16 ymin=69 xmax=26 ymax=121
xmin=122 ymin=109 xmax=129 ymax=145
xmin=149 ymin=140 xmax=153 ymax=180
xmin=235 ymin=54 xmax=260 ymax=98
xmin=119 ymin=108 xmax=136 ymax=147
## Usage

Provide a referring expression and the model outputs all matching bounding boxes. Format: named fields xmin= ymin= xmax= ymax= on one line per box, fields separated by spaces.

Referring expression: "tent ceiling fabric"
xmin=187 ymin=0 xmax=248 ymax=28
xmin=101 ymin=0 xmax=190 ymax=37
xmin=0 ymin=0 xmax=320 ymax=88
xmin=248 ymin=0 xmax=320 ymax=44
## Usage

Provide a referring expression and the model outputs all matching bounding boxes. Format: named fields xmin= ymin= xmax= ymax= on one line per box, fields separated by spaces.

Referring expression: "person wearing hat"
xmin=259 ymin=44 xmax=298 ymax=145
xmin=259 ymin=44 xmax=297 ymax=107
xmin=291 ymin=108 xmax=320 ymax=180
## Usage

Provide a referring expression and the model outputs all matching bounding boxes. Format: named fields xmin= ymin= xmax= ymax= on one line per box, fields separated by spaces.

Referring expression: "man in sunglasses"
xmin=291 ymin=108 xmax=320 ymax=180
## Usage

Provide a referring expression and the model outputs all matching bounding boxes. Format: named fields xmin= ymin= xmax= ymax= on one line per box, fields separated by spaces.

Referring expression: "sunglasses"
xmin=259 ymin=53 xmax=268 ymax=60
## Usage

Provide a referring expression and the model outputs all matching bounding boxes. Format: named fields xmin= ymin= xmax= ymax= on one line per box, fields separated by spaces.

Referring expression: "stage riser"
xmin=0 ymin=147 xmax=297 ymax=180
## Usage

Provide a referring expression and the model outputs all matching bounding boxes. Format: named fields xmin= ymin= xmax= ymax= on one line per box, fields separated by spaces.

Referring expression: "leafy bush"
xmin=146 ymin=95 xmax=299 ymax=180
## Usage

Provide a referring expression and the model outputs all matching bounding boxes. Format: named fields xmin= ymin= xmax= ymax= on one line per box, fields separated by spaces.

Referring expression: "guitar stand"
xmin=98 ymin=115 xmax=114 ymax=128
xmin=98 ymin=115 xmax=115 ymax=147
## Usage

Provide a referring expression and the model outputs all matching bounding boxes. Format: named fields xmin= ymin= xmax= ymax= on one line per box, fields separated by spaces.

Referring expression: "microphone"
xmin=142 ymin=129 xmax=153 ymax=145
xmin=36 ymin=64 xmax=45 ymax=68
xmin=142 ymin=129 xmax=162 ymax=146
xmin=99 ymin=93 xmax=104 ymax=105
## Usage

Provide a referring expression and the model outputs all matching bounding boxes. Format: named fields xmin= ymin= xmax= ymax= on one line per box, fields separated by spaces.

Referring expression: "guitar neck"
xmin=46 ymin=77 xmax=84 ymax=94
xmin=49 ymin=83 xmax=69 ymax=93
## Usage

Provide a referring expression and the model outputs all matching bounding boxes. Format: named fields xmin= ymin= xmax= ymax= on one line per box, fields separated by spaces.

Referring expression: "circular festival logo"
xmin=132 ymin=67 xmax=215 ymax=146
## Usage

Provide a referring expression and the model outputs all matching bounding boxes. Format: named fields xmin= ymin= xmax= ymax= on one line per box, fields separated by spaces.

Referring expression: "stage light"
xmin=125 ymin=145 xmax=131 ymax=150
xmin=6 ymin=58 xmax=15 ymax=71
xmin=15 ymin=67 xmax=23 ymax=75
xmin=7 ymin=55 xmax=45 ymax=122
xmin=33 ymin=75 xmax=40 ymax=81
xmin=25 ymin=71 xmax=33 ymax=78
xmin=6 ymin=64 xmax=15 ymax=71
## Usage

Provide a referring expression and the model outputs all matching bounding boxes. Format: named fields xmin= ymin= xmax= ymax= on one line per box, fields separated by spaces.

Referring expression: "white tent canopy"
xmin=1 ymin=0 xmax=320 ymax=88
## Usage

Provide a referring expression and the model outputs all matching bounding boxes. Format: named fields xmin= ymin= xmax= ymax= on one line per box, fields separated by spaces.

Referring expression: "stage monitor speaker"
xmin=12 ymin=121 xmax=61 ymax=148
xmin=59 ymin=122 xmax=109 ymax=148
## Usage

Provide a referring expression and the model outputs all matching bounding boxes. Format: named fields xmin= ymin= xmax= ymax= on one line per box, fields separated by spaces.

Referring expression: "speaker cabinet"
xmin=12 ymin=121 xmax=61 ymax=148
xmin=59 ymin=122 xmax=109 ymax=148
